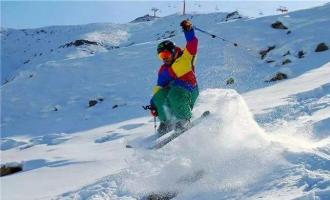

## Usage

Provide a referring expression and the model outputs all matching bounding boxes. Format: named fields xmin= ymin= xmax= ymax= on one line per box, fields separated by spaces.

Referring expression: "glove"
xmin=150 ymin=106 xmax=158 ymax=117
xmin=180 ymin=19 xmax=193 ymax=32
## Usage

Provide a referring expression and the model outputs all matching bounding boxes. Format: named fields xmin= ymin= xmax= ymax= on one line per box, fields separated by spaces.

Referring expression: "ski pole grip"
xmin=142 ymin=105 xmax=152 ymax=110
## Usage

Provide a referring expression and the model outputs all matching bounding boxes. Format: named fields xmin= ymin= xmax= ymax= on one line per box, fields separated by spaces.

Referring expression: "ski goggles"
xmin=158 ymin=50 xmax=172 ymax=60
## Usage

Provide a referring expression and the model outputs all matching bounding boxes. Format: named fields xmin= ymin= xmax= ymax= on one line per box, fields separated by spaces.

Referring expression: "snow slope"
xmin=2 ymin=4 xmax=330 ymax=137
xmin=1 ymin=3 xmax=330 ymax=200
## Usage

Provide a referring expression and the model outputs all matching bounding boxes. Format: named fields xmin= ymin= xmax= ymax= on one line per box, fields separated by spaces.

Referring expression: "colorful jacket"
xmin=153 ymin=29 xmax=198 ymax=95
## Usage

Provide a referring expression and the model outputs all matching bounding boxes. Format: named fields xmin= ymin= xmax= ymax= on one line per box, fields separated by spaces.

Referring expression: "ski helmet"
xmin=157 ymin=40 xmax=175 ymax=54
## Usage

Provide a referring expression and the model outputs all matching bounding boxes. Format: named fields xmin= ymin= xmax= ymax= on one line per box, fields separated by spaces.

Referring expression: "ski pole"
xmin=153 ymin=116 xmax=157 ymax=135
xmin=194 ymin=26 xmax=238 ymax=47
xmin=193 ymin=26 xmax=260 ymax=58
xmin=143 ymin=105 xmax=158 ymax=134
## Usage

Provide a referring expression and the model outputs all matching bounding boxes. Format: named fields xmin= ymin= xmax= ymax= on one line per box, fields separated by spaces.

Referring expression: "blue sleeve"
xmin=184 ymin=29 xmax=195 ymax=42
xmin=157 ymin=69 xmax=174 ymax=87
xmin=150 ymin=70 xmax=174 ymax=105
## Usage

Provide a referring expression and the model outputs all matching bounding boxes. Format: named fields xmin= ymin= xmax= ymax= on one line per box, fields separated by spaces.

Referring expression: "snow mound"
xmin=58 ymin=89 xmax=285 ymax=199
xmin=123 ymin=89 xmax=283 ymax=199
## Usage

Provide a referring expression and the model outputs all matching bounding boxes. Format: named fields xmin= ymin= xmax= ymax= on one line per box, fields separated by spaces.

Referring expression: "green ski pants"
xmin=152 ymin=85 xmax=199 ymax=122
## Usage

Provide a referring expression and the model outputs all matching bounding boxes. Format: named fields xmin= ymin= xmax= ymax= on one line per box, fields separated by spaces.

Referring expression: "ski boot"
xmin=174 ymin=119 xmax=191 ymax=133
xmin=157 ymin=121 xmax=174 ymax=137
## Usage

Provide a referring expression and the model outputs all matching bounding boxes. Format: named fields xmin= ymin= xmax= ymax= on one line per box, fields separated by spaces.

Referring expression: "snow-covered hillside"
xmin=1 ymin=3 xmax=330 ymax=200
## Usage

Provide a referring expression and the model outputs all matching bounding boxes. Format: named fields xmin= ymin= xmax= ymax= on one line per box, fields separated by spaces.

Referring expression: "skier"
xmin=150 ymin=19 xmax=199 ymax=136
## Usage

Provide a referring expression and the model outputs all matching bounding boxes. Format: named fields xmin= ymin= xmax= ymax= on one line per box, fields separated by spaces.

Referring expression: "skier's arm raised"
xmin=181 ymin=19 xmax=198 ymax=58
xmin=150 ymin=20 xmax=198 ymax=113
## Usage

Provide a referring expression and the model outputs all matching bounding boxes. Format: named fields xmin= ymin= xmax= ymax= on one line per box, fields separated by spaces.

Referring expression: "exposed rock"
xmin=131 ymin=14 xmax=159 ymax=23
xmin=266 ymin=72 xmax=288 ymax=82
xmin=266 ymin=60 xmax=275 ymax=63
xmin=287 ymin=30 xmax=292 ymax=34
xmin=283 ymin=51 xmax=291 ymax=56
xmin=271 ymin=21 xmax=288 ymax=29
xmin=259 ymin=45 xmax=276 ymax=59
xmin=112 ymin=103 xmax=127 ymax=109
xmin=225 ymin=11 xmax=242 ymax=21
xmin=88 ymin=98 xmax=104 ymax=108
xmin=60 ymin=39 xmax=99 ymax=48
xmin=1 ymin=163 xmax=23 ymax=176
xmin=36 ymin=30 xmax=47 ymax=34
xmin=282 ymin=59 xmax=292 ymax=65
xmin=226 ymin=77 xmax=235 ymax=85
xmin=298 ymin=50 xmax=305 ymax=58
xmin=144 ymin=192 xmax=177 ymax=200
xmin=89 ymin=100 xmax=98 ymax=107
xmin=315 ymin=42 xmax=329 ymax=52
xmin=52 ymin=105 xmax=61 ymax=111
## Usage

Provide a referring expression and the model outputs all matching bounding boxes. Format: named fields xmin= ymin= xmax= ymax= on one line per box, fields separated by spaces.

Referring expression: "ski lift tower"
xmin=183 ymin=0 xmax=186 ymax=15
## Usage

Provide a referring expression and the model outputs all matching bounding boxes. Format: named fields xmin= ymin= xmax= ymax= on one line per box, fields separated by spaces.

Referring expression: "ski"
xmin=151 ymin=111 xmax=210 ymax=149
xmin=125 ymin=111 xmax=210 ymax=149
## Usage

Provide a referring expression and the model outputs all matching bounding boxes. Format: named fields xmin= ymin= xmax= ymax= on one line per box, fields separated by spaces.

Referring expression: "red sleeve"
xmin=186 ymin=37 xmax=198 ymax=55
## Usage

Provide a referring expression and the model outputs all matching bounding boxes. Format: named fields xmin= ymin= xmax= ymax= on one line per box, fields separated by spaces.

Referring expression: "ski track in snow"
xmin=1 ymin=4 xmax=330 ymax=200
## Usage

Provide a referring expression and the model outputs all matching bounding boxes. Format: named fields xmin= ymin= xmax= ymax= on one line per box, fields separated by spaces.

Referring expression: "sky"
xmin=1 ymin=1 xmax=329 ymax=29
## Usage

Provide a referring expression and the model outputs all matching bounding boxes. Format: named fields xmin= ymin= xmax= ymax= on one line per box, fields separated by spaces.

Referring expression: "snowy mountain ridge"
xmin=1 ymin=4 xmax=330 ymax=200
